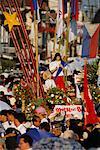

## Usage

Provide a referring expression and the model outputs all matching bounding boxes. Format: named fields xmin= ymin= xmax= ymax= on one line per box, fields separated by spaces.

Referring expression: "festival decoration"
xmin=71 ymin=0 xmax=79 ymax=21
xmin=13 ymin=81 xmax=45 ymax=120
xmin=45 ymin=88 xmax=72 ymax=105
xmin=87 ymin=59 xmax=99 ymax=103
xmin=1 ymin=0 xmax=44 ymax=99
xmin=56 ymin=0 xmax=64 ymax=39
xmin=87 ymin=59 xmax=98 ymax=84
xmin=82 ymin=24 xmax=99 ymax=58
xmin=3 ymin=12 xmax=20 ymax=31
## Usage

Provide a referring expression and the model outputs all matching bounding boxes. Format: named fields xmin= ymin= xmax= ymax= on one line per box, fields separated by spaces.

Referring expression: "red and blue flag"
xmin=82 ymin=24 xmax=100 ymax=58
xmin=71 ymin=0 xmax=79 ymax=20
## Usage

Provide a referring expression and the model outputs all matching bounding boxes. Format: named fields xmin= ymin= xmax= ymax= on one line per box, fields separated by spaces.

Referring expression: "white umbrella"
xmin=0 ymin=101 xmax=12 ymax=111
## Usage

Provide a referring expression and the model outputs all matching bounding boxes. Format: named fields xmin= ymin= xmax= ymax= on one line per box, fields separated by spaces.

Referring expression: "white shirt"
xmin=2 ymin=121 xmax=16 ymax=130
xmin=0 ymin=85 xmax=8 ymax=94
xmin=23 ymin=122 xmax=32 ymax=129
xmin=2 ymin=121 xmax=10 ymax=130
xmin=30 ymin=124 xmax=39 ymax=129
xmin=10 ymin=122 xmax=17 ymax=129
xmin=17 ymin=124 xmax=26 ymax=134
xmin=41 ymin=118 xmax=48 ymax=123
xmin=45 ymin=79 xmax=56 ymax=91
xmin=49 ymin=61 xmax=64 ymax=77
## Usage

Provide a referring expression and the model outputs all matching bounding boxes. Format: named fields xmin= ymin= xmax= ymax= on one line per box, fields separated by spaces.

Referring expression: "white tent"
xmin=0 ymin=101 xmax=11 ymax=111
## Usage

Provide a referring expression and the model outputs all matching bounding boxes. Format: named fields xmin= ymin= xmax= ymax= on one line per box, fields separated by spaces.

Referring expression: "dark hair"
xmin=0 ymin=110 xmax=8 ymax=116
xmin=40 ymin=122 xmax=50 ymax=132
xmin=7 ymin=109 xmax=16 ymax=116
xmin=0 ymin=91 xmax=4 ymax=95
xmin=86 ymin=124 xmax=94 ymax=128
xmin=32 ymin=115 xmax=40 ymax=123
xmin=41 ymin=0 xmax=48 ymax=5
xmin=73 ymin=70 xmax=80 ymax=75
xmin=20 ymin=134 xmax=33 ymax=147
xmin=14 ymin=113 xmax=26 ymax=124
xmin=0 ymin=75 xmax=5 ymax=80
xmin=53 ymin=53 xmax=62 ymax=61
xmin=50 ymin=9 xmax=56 ymax=14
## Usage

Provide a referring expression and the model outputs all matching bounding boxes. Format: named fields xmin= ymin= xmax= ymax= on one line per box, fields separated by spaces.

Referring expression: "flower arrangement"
xmin=45 ymin=88 xmax=72 ymax=105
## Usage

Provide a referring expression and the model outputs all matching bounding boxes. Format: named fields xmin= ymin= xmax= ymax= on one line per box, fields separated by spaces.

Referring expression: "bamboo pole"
xmin=34 ymin=11 xmax=39 ymax=99
xmin=65 ymin=1 xmax=70 ymax=59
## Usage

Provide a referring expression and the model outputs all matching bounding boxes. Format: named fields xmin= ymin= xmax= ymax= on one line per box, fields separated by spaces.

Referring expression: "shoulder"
xmin=50 ymin=61 xmax=56 ymax=65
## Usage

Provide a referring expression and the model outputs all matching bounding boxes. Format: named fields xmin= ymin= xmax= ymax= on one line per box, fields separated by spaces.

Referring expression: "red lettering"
xmin=56 ymin=108 xmax=61 ymax=112
xmin=66 ymin=108 xmax=71 ymax=112
xmin=77 ymin=107 xmax=82 ymax=112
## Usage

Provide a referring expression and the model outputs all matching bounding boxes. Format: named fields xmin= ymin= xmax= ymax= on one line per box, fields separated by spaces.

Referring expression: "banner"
xmin=54 ymin=105 xmax=82 ymax=119
xmin=56 ymin=0 xmax=63 ymax=39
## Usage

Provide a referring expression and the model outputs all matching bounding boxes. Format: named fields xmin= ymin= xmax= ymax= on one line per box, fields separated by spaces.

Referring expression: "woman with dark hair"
xmin=49 ymin=53 xmax=66 ymax=91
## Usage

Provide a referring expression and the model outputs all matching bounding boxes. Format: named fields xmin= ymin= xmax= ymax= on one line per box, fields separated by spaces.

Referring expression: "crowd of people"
xmin=0 ymin=53 xmax=100 ymax=150
xmin=0 ymin=75 xmax=99 ymax=150
xmin=0 ymin=107 xmax=100 ymax=149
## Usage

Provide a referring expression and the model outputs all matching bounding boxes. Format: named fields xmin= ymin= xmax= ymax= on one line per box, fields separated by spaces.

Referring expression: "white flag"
xmin=37 ymin=1 xmax=40 ymax=23
xmin=56 ymin=0 xmax=64 ymax=39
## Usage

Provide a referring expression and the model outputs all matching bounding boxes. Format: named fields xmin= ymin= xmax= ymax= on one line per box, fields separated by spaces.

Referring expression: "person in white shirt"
xmin=43 ymin=70 xmax=56 ymax=92
xmin=0 ymin=80 xmax=8 ymax=95
xmin=0 ymin=110 xmax=11 ymax=130
xmin=19 ymin=134 xmax=33 ymax=150
xmin=30 ymin=115 xmax=41 ymax=130
xmin=7 ymin=110 xmax=17 ymax=129
xmin=14 ymin=113 xmax=26 ymax=134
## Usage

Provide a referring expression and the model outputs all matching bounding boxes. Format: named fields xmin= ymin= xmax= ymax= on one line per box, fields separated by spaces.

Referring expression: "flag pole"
xmin=34 ymin=9 xmax=39 ymax=99
xmin=53 ymin=20 xmax=57 ymax=58
xmin=53 ymin=0 xmax=59 ymax=58
xmin=53 ymin=0 xmax=62 ymax=57
xmin=65 ymin=1 xmax=70 ymax=60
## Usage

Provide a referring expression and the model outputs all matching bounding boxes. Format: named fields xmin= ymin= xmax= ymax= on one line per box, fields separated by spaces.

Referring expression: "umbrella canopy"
xmin=32 ymin=137 xmax=85 ymax=150
xmin=0 ymin=101 xmax=11 ymax=111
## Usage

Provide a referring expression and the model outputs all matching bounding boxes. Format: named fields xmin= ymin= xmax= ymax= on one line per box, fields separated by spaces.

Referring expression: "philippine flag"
xmin=82 ymin=23 xmax=100 ymax=58
xmin=31 ymin=0 xmax=40 ymax=22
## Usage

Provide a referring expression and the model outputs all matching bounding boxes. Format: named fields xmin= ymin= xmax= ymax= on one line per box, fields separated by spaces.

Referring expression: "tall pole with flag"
xmin=53 ymin=0 xmax=64 ymax=54
xmin=32 ymin=0 xmax=39 ymax=98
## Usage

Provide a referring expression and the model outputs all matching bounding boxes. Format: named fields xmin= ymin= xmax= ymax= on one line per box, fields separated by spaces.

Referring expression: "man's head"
xmin=0 ymin=110 xmax=8 ymax=122
xmin=32 ymin=115 xmax=41 ymax=127
xmin=14 ymin=113 xmax=26 ymax=127
xmin=19 ymin=134 xmax=33 ymax=150
xmin=39 ymin=122 xmax=50 ymax=132
xmin=7 ymin=110 xmax=16 ymax=122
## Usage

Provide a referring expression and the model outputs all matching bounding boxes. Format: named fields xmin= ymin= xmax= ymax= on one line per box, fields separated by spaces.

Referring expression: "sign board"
xmin=54 ymin=105 xmax=83 ymax=119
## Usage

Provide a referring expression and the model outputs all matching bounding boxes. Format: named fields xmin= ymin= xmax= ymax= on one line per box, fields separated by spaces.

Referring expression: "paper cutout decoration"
xmin=3 ymin=12 xmax=20 ymax=31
